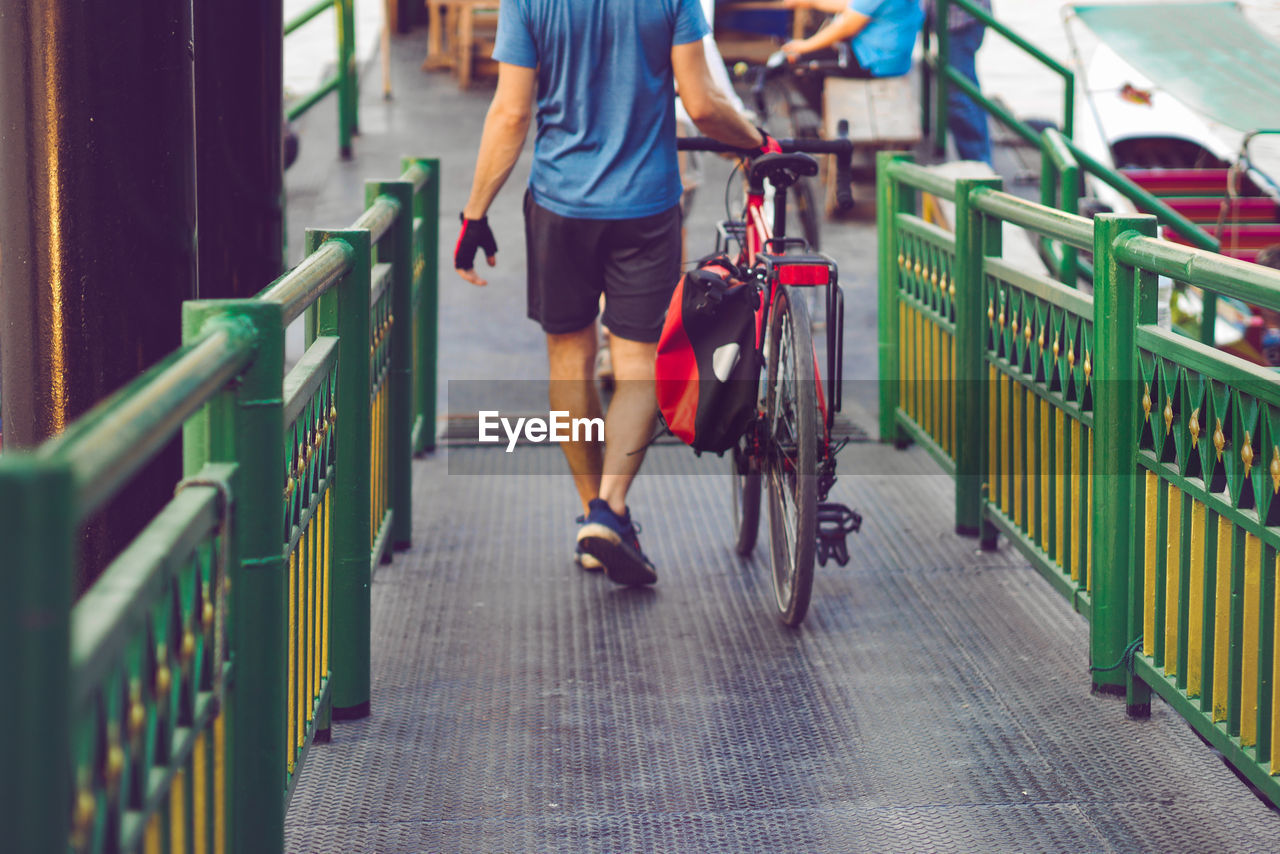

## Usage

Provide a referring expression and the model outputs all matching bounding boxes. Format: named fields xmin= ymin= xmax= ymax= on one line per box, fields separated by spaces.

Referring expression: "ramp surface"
xmin=285 ymin=443 xmax=1280 ymax=852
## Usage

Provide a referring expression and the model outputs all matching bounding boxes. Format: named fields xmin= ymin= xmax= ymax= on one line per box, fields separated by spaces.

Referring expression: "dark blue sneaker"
xmin=576 ymin=498 xmax=658 ymax=586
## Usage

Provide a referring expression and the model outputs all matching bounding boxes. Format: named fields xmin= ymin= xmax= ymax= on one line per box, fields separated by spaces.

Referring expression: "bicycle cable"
xmin=723 ymin=157 xmax=746 ymax=258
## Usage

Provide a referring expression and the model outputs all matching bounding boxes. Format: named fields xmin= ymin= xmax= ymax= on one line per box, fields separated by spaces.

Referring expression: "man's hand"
xmin=780 ymin=39 xmax=808 ymax=61
xmin=755 ymin=127 xmax=784 ymax=157
xmin=454 ymin=214 xmax=498 ymax=286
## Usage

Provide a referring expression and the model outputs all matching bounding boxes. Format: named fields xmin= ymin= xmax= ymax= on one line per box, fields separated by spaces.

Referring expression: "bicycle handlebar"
xmin=676 ymin=137 xmax=852 ymax=156
xmin=677 ymin=136 xmax=856 ymax=212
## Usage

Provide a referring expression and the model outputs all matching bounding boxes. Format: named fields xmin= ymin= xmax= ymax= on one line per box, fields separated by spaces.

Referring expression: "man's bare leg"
xmin=546 ymin=323 xmax=604 ymax=513
xmin=598 ymin=334 xmax=659 ymax=516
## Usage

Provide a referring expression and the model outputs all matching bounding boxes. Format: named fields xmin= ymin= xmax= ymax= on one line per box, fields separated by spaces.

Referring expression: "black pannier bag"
xmin=655 ymin=255 xmax=761 ymax=454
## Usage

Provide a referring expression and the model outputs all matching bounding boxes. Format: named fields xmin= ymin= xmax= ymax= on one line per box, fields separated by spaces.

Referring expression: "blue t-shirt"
xmin=493 ymin=0 xmax=710 ymax=220
xmin=848 ymin=0 xmax=923 ymax=78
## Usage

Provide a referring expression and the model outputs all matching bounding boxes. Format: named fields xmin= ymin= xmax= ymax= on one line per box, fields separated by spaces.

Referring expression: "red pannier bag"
xmin=655 ymin=256 xmax=761 ymax=454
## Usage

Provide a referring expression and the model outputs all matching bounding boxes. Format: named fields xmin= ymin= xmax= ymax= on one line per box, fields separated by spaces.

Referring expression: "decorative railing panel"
xmin=4 ymin=155 xmax=440 ymax=853
xmin=878 ymin=150 xmax=1280 ymax=806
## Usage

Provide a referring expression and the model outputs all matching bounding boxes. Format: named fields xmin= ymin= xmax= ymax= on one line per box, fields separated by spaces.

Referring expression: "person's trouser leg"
xmin=546 ymin=323 xmax=604 ymax=513
xmin=598 ymin=335 xmax=659 ymax=517
xmin=946 ymin=24 xmax=993 ymax=165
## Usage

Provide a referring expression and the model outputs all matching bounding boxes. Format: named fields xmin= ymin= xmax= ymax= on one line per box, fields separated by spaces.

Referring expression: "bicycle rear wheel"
xmin=764 ymin=285 xmax=818 ymax=626
xmin=731 ymin=439 xmax=761 ymax=556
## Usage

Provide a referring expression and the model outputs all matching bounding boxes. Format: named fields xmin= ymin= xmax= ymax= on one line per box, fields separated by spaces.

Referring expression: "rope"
xmin=1089 ymin=636 xmax=1144 ymax=674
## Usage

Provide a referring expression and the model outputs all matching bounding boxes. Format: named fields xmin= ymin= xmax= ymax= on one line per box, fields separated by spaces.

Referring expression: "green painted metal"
xmin=340 ymin=0 xmax=358 ymax=152
xmin=1091 ymin=214 xmax=1159 ymax=695
xmin=1118 ymin=234 xmax=1280 ymax=310
xmin=311 ymin=227 xmax=374 ymax=718
xmin=972 ymin=186 xmax=1095 ymax=250
xmin=184 ymin=299 xmax=286 ymax=852
xmin=40 ymin=320 xmax=256 ymax=520
xmin=283 ymin=0 xmax=357 ymax=158
xmin=877 ymin=151 xmax=916 ymax=444
xmin=260 ymin=240 xmax=353 ymax=324
xmin=928 ymin=2 xmax=1224 ymax=345
xmin=6 ymin=152 xmax=440 ymax=849
xmin=929 ymin=0 xmax=1074 ymax=155
xmin=368 ymin=179 xmax=416 ymax=550
xmin=406 ymin=157 xmax=441 ymax=454
xmin=886 ymin=158 xmax=958 ymax=201
xmin=284 ymin=0 xmax=330 ymax=34
xmin=287 ymin=76 xmax=340 ymax=123
xmin=934 ymin=0 xmax=951 ymax=157
xmin=1133 ymin=653 xmax=1280 ymax=805
xmin=954 ymin=176 xmax=1003 ymax=537
xmin=0 ymin=458 xmax=74 ymax=853
xmin=1039 ymin=129 xmax=1081 ymax=286
xmin=877 ymin=152 xmax=1280 ymax=804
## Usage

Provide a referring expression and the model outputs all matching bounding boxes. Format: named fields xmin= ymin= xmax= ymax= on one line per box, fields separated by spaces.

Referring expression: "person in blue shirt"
xmin=780 ymin=0 xmax=923 ymax=78
xmin=453 ymin=0 xmax=775 ymax=587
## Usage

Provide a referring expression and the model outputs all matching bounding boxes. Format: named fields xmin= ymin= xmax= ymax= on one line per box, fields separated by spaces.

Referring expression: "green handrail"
xmin=927 ymin=2 xmax=1221 ymax=345
xmin=285 ymin=0 xmax=358 ymax=158
xmin=1039 ymin=128 xmax=1081 ymax=286
xmin=4 ymin=153 xmax=441 ymax=853
xmin=878 ymin=154 xmax=1280 ymax=808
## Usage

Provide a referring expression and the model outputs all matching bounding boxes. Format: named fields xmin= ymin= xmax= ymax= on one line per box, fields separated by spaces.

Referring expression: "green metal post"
xmin=877 ymin=152 xmax=912 ymax=443
xmin=1039 ymin=130 xmax=1080 ymax=287
xmin=1202 ymin=294 xmax=1218 ymax=348
xmin=954 ymin=178 xmax=1003 ymax=539
xmin=183 ymin=300 xmax=284 ymax=853
xmin=0 ymin=458 xmax=74 ymax=854
xmin=335 ymin=0 xmax=354 ymax=158
xmin=406 ymin=158 xmax=441 ymax=454
xmin=920 ymin=15 xmax=933 ymax=139
xmin=369 ymin=180 xmax=415 ymax=551
xmin=312 ymin=228 xmax=373 ymax=718
xmin=1091 ymin=213 xmax=1158 ymax=699
xmin=934 ymin=0 xmax=951 ymax=157
xmin=1062 ymin=73 xmax=1075 ymax=140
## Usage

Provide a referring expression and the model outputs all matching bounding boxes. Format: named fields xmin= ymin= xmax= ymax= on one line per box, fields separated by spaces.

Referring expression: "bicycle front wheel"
xmin=764 ymin=286 xmax=818 ymax=626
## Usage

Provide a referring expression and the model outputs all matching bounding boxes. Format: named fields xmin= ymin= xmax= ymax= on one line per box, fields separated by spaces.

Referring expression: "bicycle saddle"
xmin=749 ymin=152 xmax=819 ymax=191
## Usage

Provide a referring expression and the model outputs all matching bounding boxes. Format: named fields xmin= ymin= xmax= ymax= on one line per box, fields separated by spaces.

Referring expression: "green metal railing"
xmin=925 ymin=0 xmax=1221 ymax=343
xmin=285 ymin=0 xmax=358 ymax=158
xmin=879 ymin=152 xmax=1280 ymax=807
xmin=927 ymin=0 xmax=1074 ymax=146
xmin=2 ymin=155 xmax=440 ymax=853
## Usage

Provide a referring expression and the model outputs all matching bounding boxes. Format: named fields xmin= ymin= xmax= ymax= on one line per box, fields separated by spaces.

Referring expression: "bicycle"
xmin=677 ymin=134 xmax=863 ymax=627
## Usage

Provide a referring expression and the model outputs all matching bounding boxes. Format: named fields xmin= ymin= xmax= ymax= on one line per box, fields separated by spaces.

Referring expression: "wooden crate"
xmin=422 ymin=0 xmax=500 ymax=90
xmin=822 ymin=74 xmax=921 ymax=216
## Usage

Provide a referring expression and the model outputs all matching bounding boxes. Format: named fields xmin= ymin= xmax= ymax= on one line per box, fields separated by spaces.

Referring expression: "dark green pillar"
xmin=0 ymin=0 xmax=197 ymax=587
xmin=194 ymin=0 xmax=285 ymax=299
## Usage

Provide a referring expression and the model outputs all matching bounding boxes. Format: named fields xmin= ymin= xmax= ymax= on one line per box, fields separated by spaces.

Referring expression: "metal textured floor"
xmin=285 ymin=442 xmax=1280 ymax=852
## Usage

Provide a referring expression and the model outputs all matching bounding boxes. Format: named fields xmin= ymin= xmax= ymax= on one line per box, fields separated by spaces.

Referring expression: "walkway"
xmin=282 ymin=29 xmax=1280 ymax=852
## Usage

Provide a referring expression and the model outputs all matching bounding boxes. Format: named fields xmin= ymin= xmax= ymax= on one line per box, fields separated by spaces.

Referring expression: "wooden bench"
xmin=422 ymin=0 xmax=500 ymax=90
xmin=822 ymin=74 xmax=921 ymax=215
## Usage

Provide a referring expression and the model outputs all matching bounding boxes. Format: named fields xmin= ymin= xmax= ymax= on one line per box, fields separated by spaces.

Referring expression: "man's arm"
xmin=462 ymin=63 xmax=536 ymax=220
xmin=671 ymin=40 xmax=763 ymax=148
xmin=782 ymin=8 xmax=870 ymax=58
xmin=783 ymin=0 xmax=851 ymax=13
xmin=455 ymin=62 xmax=536 ymax=285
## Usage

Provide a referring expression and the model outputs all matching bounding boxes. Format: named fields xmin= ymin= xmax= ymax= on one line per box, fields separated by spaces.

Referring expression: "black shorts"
xmin=524 ymin=191 xmax=682 ymax=343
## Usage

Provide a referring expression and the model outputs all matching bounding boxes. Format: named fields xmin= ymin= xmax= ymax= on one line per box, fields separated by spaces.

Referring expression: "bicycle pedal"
xmin=816 ymin=502 xmax=862 ymax=567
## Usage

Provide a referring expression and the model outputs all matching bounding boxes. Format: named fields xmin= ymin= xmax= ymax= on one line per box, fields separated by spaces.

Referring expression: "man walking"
xmin=453 ymin=1 xmax=772 ymax=586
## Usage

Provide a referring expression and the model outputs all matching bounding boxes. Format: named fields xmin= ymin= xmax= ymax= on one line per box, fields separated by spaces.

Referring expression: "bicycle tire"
xmin=731 ymin=439 xmax=762 ymax=556
xmin=764 ymin=286 xmax=818 ymax=627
